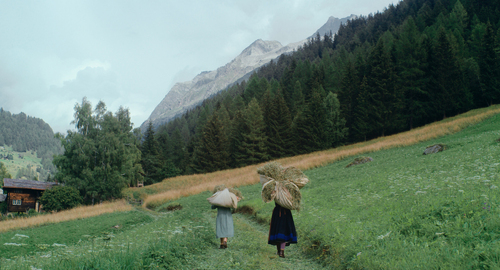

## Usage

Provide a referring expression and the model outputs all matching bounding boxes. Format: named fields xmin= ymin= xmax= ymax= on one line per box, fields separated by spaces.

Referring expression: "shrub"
xmin=0 ymin=202 xmax=7 ymax=214
xmin=40 ymin=185 xmax=83 ymax=212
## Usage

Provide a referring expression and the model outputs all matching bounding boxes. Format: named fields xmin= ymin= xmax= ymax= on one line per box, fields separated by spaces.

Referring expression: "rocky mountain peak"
xmin=142 ymin=15 xmax=355 ymax=131
xmin=241 ymin=39 xmax=283 ymax=56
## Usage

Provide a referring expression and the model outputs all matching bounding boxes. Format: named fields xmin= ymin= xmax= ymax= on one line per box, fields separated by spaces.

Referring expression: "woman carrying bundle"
xmin=258 ymin=162 xmax=308 ymax=258
xmin=268 ymin=202 xmax=297 ymax=258
xmin=211 ymin=204 xmax=234 ymax=249
xmin=208 ymin=185 xmax=242 ymax=249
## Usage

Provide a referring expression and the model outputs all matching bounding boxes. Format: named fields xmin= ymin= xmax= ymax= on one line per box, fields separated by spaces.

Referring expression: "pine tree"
xmin=366 ymin=38 xmax=402 ymax=136
xmin=192 ymin=114 xmax=229 ymax=173
xmin=397 ymin=17 xmax=428 ymax=129
xmin=323 ymin=92 xmax=348 ymax=148
xmin=339 ymin=60 xmax=359 ymax=132
xmin=264 ymin=89 xmax=293 ymax=159
xmin=291 ymin=87 xmax=327 ymax=154
xmin=141 ymin=121 xmax=161 ymax=184
xmin=479 ymin=21 xmax=500 ymax=106
xmin=237 ymin=98 xmax=269 ymax=166
xmin=433 ymin=27 xmax=466 ymax=118
xmin=352 ymin=76 xmax=371 ymax=141
xmin=229 ymin=110 xmax=248 ymax=167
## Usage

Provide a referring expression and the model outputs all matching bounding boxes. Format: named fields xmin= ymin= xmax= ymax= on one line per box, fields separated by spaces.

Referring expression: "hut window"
xmin=13 ymin=199 xmax=22 ymax=205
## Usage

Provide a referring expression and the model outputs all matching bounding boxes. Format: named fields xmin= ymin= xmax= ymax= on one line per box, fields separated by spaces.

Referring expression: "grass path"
xmin=194 ymin=211 xmax=323 ymax=269
xmin=0 ymin=202 xmax=322 ymax=269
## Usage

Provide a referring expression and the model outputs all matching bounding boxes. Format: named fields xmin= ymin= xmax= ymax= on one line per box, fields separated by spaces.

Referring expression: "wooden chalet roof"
xmin=2 ymin=178 xmax=59 ymax=191
xmin=0 ymin=194 xmax=6 ymax=202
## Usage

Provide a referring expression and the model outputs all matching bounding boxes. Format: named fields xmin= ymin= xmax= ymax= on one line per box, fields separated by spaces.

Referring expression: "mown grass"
xmin=127 ymin=105 xmax=500 ymax=210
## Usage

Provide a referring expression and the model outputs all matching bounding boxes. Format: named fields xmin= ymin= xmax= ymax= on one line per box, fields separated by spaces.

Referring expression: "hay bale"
xmin=346 ymin=156 xmax=373 ymax=168
xmin=423 ymin=144 xmax=447 ymax=155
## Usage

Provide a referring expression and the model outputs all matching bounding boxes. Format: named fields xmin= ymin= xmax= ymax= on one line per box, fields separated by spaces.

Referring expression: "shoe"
xmin=223 ymin=241 xmax=227 ymax=249
xmin=219 ymin=245 xmax=225 ymax=249
xmin=279 ymin=250 xmax=285 ymax=258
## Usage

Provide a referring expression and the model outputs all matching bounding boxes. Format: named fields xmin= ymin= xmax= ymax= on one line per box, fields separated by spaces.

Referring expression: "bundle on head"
xmin=258 ymin=162 xmax=309 ymax=189
xmin=207 ymin=188 xmax=239 ymax=209
xmin=258 ymin=162 xmax=308 ymax=211
xmin=257 ymin=161 xmax=283 ymax=180
xmin=212 ymin=184 xmax=243 ymax=199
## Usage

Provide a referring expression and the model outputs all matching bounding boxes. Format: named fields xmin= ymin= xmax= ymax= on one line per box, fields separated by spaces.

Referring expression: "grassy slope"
xmin=0 ymin=146 xmax=43 ymax=179
xmin=1 ymin=109 xmax=499 ymax=269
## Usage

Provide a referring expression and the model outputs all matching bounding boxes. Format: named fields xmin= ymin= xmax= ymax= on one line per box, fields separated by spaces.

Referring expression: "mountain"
xmin=310 ymin=15 xmax=357 ymax=38
xmin=142 ymin=39 xmax=305 ymax=130
xmin=142 ymin=15 xmax=355 ymax=130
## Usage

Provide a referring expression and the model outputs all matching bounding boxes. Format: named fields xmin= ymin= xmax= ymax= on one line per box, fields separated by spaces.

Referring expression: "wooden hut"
xmin=2 ymin=178 xmax=59 ymax=213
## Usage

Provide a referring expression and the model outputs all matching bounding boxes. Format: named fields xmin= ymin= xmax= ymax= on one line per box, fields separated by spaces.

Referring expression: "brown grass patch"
xmin=137 ymin=106 xmax=500 ymax=209
xmin=0 ymin=200 xmax=132 ymax=233
xmin=234 ymin=205 xmax=255 ymax=215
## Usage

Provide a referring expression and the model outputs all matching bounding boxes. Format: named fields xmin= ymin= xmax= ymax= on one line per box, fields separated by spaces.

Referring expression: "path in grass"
xmin=195 ymin=211 xmax=322 ymax=269
xmin=0 ymin=204 xmax=322 ymax=269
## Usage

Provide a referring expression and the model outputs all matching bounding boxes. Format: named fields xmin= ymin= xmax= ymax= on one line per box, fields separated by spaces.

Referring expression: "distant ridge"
xmin=142 ymin=15 xmax=356 ymax=131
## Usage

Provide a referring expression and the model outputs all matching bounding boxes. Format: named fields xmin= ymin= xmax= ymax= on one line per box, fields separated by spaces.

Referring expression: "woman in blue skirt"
xmin=268 ymin=202 xmax=297 ymax=258
xmin=212 ymin=205 xmax=234 ymax=249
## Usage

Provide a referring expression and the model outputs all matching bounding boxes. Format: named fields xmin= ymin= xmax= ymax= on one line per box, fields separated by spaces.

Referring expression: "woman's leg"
xmin=279 ymin=242 xmax=286 ymax=258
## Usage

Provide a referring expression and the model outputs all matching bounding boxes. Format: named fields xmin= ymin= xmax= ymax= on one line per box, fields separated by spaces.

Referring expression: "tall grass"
xmin=137 ymin=105 xmax=500 ymax=208
xmin=0 ymin=200 xmax=132 ymax=233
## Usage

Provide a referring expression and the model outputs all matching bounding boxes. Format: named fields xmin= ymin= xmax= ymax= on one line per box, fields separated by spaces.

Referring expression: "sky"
xmin=0 ymin=0 xmax=395 ymax=134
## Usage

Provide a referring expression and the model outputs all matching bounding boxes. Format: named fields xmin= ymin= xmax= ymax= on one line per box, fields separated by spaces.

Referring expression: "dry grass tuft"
xmin=139 ymin=106 xmax=500 ymax=209
xmin=0 ymin=200 xmax=132 ymax=234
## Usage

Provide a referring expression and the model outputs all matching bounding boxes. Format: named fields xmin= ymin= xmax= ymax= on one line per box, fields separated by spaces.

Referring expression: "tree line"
xmin=137 ymin=0 xmax=500 ymax=184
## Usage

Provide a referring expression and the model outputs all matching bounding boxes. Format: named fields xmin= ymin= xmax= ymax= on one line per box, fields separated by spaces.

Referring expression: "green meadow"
xmin=1 ymin=111 xmax=500 ymax=269
xmin=0 ymin=146 xmax=43 ymax=179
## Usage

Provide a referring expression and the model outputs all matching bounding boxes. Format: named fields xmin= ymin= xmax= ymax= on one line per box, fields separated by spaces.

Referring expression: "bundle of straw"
xmin=258 ymin=162 xmax=308 ymax=210
xmin=282 ymin=166 xmax=309 ymax=189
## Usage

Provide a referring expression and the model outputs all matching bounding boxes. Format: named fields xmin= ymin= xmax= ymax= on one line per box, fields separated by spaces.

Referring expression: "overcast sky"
xmin=0 ymin=0 xmax=395 ymax=134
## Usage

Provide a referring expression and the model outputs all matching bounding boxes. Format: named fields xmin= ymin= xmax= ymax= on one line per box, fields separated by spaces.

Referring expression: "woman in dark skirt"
xmin=268 ymin=202 xmax=297 ymax=258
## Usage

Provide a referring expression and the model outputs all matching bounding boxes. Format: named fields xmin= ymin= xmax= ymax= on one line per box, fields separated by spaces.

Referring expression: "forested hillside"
xmin=139 ymin=0 xmax=500 ymax=184
xmin=0 ymin=108 xmax=63 ymax=179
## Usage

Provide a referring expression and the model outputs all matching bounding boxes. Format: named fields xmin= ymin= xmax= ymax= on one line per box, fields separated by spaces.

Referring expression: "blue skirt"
xmin=268 ymin=203 xmax=297 ymax=245
xmin=215 ymin=206 xmax=234 ymax=238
